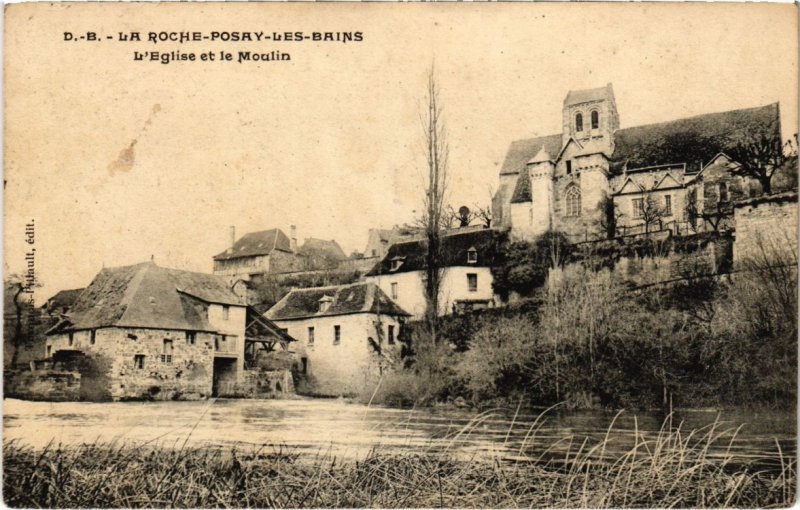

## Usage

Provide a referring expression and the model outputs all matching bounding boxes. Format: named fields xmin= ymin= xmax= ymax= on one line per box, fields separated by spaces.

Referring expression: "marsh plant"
xmin=3 ymin=411 xmax=795 ymax=508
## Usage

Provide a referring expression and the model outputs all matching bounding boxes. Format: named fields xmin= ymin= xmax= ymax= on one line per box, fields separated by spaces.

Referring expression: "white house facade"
xmin=266 ymin=282 xmax=409 ymax=396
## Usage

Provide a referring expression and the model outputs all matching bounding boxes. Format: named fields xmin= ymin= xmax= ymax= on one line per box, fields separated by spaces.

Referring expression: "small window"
xmin=308 ymin=326 xmax=315 ymax=345
xmin=371 ymin=249 xmax=377 ymax=257
xmin=566 ymin=160 xmax=573 ymax=175
xmin=186 ymin=331 xmax=196 ymax=345
xmin=333 ymin=325 xmax=341 ymax=345
xmin=46 ymin=345 xmax=52 ymax=357
xmin=633 ymin=198 xmax=644 ymax=218
xmin=719 ymin=182 xmax=729 ymax=202
xmin=664 ymin=195 xmax=672 ymax=216
xmin=591 ymin=110 xmax=599 ymax=129
xmin=128 ymin=333 xmax=138 ymax=341
xmin=390 ymin=258 xmax=403 ymax=271
xmin=388 ymin=325 xmax=395 ymax=345
xmin=161 ymin=339 xmax=173 ymax=364
xmin=134 ymin=355 xmax=145 ymax=370
xmin=89 ymin=330 xmax=96 ymax=345
xmin=575 ymin=113 xmax=583 ymax=132
xmin=222 ymin=305 xmax=230 ymax=320
xmin=467 ymin=273 xmax=478 ymax=292
xmin=391 ymin=282 xmax=398 ymax=300
xmin=68 ymin=332 xmax=74 ymax=347
xmin=467 ymin=247 xmax=478 ymax=264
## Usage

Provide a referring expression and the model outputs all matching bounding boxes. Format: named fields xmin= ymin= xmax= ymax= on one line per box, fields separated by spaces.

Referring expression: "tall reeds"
xmin=3 ymin=413 xmax=794 ymax=508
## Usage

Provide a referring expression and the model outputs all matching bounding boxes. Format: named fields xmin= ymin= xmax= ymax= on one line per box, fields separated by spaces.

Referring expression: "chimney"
xmin=229 ymin=226 xmax=236 ymax=249
xmin=290 ymin=225 xmax=298 ymax=253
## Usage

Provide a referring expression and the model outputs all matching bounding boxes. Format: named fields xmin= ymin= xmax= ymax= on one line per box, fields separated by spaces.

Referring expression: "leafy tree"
xmin=491 ymin=231 xmax=572 ymax=300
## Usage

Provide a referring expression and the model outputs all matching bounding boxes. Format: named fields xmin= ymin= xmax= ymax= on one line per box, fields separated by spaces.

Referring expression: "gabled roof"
xmin=365 ymin=228 xmax=505 ymax=276
xmin=246 ymin=306 xmax=296 ymax=343
xmin=609 ymin=103 xmax=779 ymax=174
xmin=43 ymin=288 xmax=84 ymax=311
xmin=564 ymin=83 xmax=614 ymax=106
xmin=654 ymin=173 xmax=682 ymax=190
xmin=500 ymin=134 xmax=563 ymax=175
xmin=49 ymin=261 xmax=242 ymax=333
xmin=213 ymin=228 xmax=293 ymax=261
xmin=266 ymin=282 xmax=409 ymax=321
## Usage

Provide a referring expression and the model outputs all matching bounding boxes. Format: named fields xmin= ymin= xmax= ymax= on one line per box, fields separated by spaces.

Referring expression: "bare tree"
xmin=636 ymin=188 xmax=667 ymax=234
xmin=4 ymin=274 xmax=42 ymax=368
xmin=727 ymin=121 xmax=793 ymax=195
xmin=419 ymin=67 xmax=450 ymax=343
xmin=685 ymin=188 xmax=725 ymax=232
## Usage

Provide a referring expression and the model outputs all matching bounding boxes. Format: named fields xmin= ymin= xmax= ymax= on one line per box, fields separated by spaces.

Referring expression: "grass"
xmin=3 ymin=412 xmax=795 ymax=508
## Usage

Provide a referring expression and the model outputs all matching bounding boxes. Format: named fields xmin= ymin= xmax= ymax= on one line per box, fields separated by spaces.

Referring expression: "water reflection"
xmin=3 ymin=398 xmax=795 ymax=465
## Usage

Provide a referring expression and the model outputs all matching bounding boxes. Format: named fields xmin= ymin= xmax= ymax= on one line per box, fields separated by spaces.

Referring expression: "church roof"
xmin=213 ymin=228 xmax=293 ymax=261
xmin=564 ymin=83 xmax=614 ymax=106
xmin=266 ymin=282 xmax=409 ymax=321
xmin=499 ymin=134 xmax=563 ymax=175
xmin=499 ymin=102 xmax=780 ymax=177
xmin=48 ymin=261 xmax=242 ymax=333
xmin=609 ymin=103 xmax=779 ymax=174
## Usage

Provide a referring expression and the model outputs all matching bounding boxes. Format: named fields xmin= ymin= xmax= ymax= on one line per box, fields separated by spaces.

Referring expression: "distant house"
xmin=266 ymin=282 xmax=409 ymax=396
xmin=364 ymin=228 xmax=394 ymax=259
xmin=364 ymin=228 xmax=504 ymax=319
xmin=46 ymin=261 xmax=248 ymax=401
xmin=213 ymin=227 xmax=304 ymax=280
xmin=42 ymin=288 xmax=84 ymax=316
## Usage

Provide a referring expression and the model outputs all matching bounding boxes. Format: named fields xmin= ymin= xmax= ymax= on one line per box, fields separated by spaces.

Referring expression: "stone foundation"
xmin=5 ymin=369 xmax=81 ymax=401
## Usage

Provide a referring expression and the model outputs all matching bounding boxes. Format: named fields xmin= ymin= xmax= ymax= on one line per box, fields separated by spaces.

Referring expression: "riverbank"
xmin=4 ymin=419 xmax=795 ymax=508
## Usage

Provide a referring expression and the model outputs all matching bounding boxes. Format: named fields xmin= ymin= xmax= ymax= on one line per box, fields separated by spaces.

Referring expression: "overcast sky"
xmin=5 ymin=3 xmax=797 ymax=303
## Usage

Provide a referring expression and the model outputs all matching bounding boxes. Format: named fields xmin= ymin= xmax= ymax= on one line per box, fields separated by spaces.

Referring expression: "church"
xmin=493 ymin=83 xmax=781 ymax=242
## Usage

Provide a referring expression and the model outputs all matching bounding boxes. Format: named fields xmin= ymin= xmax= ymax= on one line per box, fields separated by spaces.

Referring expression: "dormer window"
xmin=389 ymin=256 xmax=405 ymax=272
xmin=575 ymin=113 xmax=583 ymax=132
xmin=591 ymin=110 xmax=599 ymax=129
xmin=467 ymin=247 xmax=478 ymax=264
xmin=319 ymin=295 xmax=334 ymax=313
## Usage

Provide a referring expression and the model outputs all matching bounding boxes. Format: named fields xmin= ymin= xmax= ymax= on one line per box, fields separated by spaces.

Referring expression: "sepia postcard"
xmin=3 ymin=2 xmax=798 ymax=508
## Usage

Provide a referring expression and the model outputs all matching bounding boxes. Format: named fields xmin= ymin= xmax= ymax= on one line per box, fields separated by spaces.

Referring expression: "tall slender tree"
xmin=420 ymin=67 xmax=449 ymax=344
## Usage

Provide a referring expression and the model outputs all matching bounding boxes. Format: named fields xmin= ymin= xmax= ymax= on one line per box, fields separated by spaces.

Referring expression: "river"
xmin=3 ymin=398 xmax=795 ymax=465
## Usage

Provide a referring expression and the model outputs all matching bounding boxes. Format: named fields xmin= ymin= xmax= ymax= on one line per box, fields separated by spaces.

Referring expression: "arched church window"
xmin=575 ymin=113 xmax=583 ymax=132
xmin=591 ymin=110 xmax=599 ymax=129
xmin=565 ymin=186 xmax=581 ymax=217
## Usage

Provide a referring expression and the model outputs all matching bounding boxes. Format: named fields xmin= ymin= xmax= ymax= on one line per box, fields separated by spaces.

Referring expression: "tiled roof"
xmin=43 ymin=288 xmax=84 ymax=311
xmin=564 ymin=83 xmax=613 ymax=106
xmin=609 ymin=103 xmax=780 ymax=174
xmin=266 ymin=282 xmax=409 ymax=321
xmin=365 ymin=228 xmax=505 ymax=276
xmin=499 ymin=134 xmax=563 ymax=176
xmin=49 ymin=261 xmax=242 ymax=333
xmin=213 ymin=229 xmax=292 ymax=261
